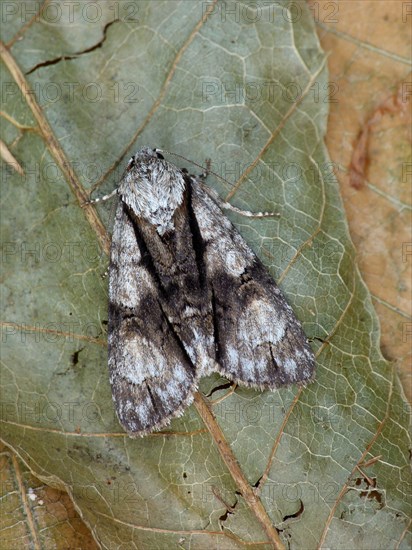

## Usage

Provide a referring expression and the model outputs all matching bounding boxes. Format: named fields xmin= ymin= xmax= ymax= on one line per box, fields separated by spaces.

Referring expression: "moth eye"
xmin=127 ymin=157 xmax=135 ymax=171
xmin=155 ymin=150 xmax=164 ymax=160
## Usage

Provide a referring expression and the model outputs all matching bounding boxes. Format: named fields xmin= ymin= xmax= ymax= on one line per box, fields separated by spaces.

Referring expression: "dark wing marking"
xmin=190 ymin=182 xmax=316 ymax=389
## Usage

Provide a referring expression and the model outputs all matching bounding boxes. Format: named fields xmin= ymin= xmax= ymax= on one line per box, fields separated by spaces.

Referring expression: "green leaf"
xmin=1 ymin=1 xmax=410 ymax=548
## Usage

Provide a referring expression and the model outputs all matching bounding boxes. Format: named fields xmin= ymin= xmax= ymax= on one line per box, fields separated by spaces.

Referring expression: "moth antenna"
xmin=160 ymin=149 xmax=238 ymax=190
xmin=161 ymin=149 xmax=278 ymax=218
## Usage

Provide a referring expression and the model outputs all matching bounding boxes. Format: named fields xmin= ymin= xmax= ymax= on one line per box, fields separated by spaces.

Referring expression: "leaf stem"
xmin=193 ymin=392 xmax=285 ymax=549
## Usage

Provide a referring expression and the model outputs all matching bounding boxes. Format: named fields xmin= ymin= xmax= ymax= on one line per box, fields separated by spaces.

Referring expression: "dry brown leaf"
xmin=311 ymin=0 xmax=412 ymax=402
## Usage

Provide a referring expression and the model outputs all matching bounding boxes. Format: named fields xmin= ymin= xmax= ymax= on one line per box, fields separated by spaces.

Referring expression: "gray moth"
xmin=92 ymin=147 xmax=315 ymax=436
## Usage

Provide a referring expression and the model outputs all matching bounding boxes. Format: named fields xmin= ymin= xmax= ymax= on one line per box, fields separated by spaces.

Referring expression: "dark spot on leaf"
xmin=355 ymin=475 xmax=376 ymax=489
xmin=25 ymin=20 xmax=119 ymax=75
xmin=219 ymin=509 xmax=232 ymax=522
xmin=206 ymin=380 xmax=233 ymax=397
xmin=252 ymin=475 xmax=263 ymax=489
xmin=360 ymin=489 xmax=384 ymax=509
xmin=310 ymin=336 xmax=326 ymax=344
xmin=282 ymin=499 xmax=304 ymax=522
xmin=71 ymin=347 xmax=84 ymax=366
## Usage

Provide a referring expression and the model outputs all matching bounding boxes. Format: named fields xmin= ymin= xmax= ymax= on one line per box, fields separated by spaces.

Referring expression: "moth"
xmin=91 ymin=147 xmax=315 ymax=436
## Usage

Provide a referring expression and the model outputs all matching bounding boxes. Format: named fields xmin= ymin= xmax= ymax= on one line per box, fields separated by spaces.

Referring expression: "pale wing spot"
xmin=182 ymin=327 xmax=214 ymax=371
xmin=294 ymin=349 xmax=313 ymax=378
xmin=117 ymin=397 xmax=150 ymax=430
xmin=118 ymin=337 xmax=167 ymax=384
xmin=239 ymin=358 xmax=257 ymax=380
xmin=112 ymin=266 xmax=154 ymax=308
xmin=282 ymin=357 xmax=298 ymax=378
xmin=226 ymin=345 xmax=239 ymax=368
xmin=135 ymin=394 xmax=152 ymax=424
xmin=225 ymin=249 xmax=248 ymax=276
xmin=174 ymin=364 xmax=190 ymax=383
xmin=238 ymin=299 xmax=287 ymax=346
xmin=183 ymin=305 xmax=199 ymax=318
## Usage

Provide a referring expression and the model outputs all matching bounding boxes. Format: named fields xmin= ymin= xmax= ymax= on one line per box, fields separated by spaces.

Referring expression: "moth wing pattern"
xmin=108 ymin=201 xmax=198 ymax=435
xmin=190 ymin=181 xmax=315 ymax=389
xmin=105 ymin=147 xmax=315 ymax=436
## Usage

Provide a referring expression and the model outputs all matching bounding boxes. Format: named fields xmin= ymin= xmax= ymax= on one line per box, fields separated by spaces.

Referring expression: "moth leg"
xmin=82 ymin=188 xmax=119 ymax=207
xmin=83 ymin=188 xmax=118 ymax=272
xmin=100 ymin=266 xmax=109 ymax=279
xmin=198 ymin=181 xmax=279 ymax=218
xmin=198 ymin=158 xmax=212 ymax=180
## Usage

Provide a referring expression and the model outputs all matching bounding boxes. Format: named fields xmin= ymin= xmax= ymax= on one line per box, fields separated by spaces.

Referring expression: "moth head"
xmin=120 ymin=147 xmax=186 ymax=234
xmin=127 ymin=147 xmax=165 ymax=170
xmin=124 ymin=148 xmax=168 ymax=187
